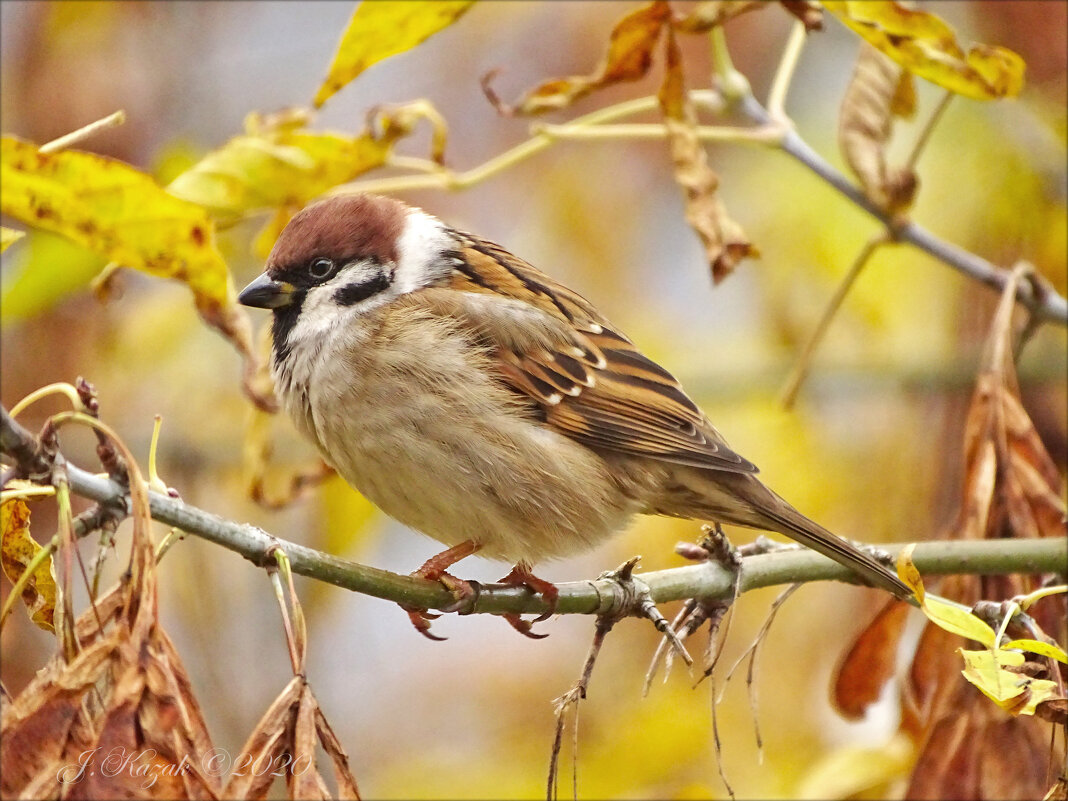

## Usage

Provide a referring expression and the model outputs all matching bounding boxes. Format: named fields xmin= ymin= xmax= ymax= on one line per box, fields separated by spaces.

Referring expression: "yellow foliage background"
xmin=1 ymin=2 xmax=1065 ymax=798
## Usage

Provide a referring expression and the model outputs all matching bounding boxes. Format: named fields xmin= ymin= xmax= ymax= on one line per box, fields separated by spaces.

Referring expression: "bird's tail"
xmin=755 ymin=492 xmax=912 ymax=599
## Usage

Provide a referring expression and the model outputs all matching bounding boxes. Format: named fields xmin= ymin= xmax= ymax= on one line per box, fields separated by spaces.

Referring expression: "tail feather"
xmin=757 ymin=499 xmax=911 ymax=598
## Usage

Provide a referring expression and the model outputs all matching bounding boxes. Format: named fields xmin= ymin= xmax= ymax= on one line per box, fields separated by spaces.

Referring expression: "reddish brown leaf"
xmin=484 ymin=1 xmax=671 ymax=115
xmin=778 ymin=0 xmax=823 ymax=30
xmin=833 ymin=598 xmax=909 ymax=719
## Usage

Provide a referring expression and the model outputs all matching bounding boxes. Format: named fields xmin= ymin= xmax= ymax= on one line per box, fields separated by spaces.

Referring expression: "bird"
xmin=238 ymin=193 xmax=911 ymax=637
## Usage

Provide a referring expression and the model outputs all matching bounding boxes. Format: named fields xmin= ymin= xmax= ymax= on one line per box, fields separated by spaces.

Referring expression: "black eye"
xmin=308 ymin=257 xmax=335 ymax=279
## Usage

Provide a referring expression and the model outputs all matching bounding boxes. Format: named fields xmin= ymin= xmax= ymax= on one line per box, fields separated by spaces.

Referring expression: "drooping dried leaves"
xmin=833 ymin=266 xmax=1067 ymax=798
xmin=1 ymin=415 xmax=360 ymax=799
xmin=659 ymin=26 xmax=757 ymax=282
xmin=838 ymin=43 xmax=919 ymax=216
xmin=823 ymin=1 xmax=1026 ymax=100
xmin=223 ymin=677 xmax=360 ymax=801
xmin=484 ymin=0 xmax=770 ymax=282
xmin=0 ymin=440 xmax=220 ymax=800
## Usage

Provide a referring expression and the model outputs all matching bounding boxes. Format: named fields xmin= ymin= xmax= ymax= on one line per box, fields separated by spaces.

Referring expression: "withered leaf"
xmin=485 ymin=1 xmax=671 ymax=116
xmin=224 ymin=677 xmax=301 ymax=800
xmin=838 ymin=43 xmax=918 ymax=215
xmin=658 ymin=27 xmax=756 ymax=282
xmin=0 ymin=498 xmax=57 ymax=631
xmin=833 ymin=597 xmax=909 ymax=719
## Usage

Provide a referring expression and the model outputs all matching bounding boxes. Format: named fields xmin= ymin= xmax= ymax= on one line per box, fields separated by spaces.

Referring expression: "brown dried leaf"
xmin=833 ymin=598 xmax=909 ymax=719
xmin=901 ymin=266 xmax=1067 ymax=795
xmin=658 ymin=27 xmax=756 ymax=282
xmin=838 ymin=43 xmax=918 ymax=215
xmin=0 ymin=680 xmax=83 ymax=797
xmin=315 ymin=706 xmax=361 ymax=801
xmin=225 ymin=677 xmax=301 ymax=800
xmin=1035 ymin=698 xmax=1068 ymax=726
xmin=485 ymin=1 xmax=671 ymax=115
xmin=0 ymin=497 xmax=57 ymax=631
xmin=225 ymin=678 xmax=359 ymax=801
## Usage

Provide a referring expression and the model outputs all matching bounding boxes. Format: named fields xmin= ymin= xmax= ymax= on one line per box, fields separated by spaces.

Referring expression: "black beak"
xmin=238 ymin=273 xmax=295 ymax=309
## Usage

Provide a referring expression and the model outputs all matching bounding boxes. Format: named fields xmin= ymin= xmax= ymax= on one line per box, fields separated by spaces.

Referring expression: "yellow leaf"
xmin=959 ymin=648 xmax=1060 ymax=715
xmin=168 ymin=130 xmax=389 ymax=222
xmin=313 ymin=0 xmax=475 ymax=108
xmin=0 ymin=136 xmax=231 ymax=310
xmin=895 ymin=542 xmax=924 ymax=601
xmin=1002 ymin=639 xmax=1068 ymax=664
xmin=0 ymin=498 xmax=57 ymax=632
xmin=922 ymin=593 xmax=997 ymax=646
xmin=0 ymin=226 xmax=25 ymax=253
xmin=824 ymin=1 xmax=1025 ymax=100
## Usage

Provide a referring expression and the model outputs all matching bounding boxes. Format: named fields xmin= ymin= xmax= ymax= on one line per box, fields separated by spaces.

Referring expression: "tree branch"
xmin=4 ymin=406 xmax=1064 ymax=620
xmin=737 ymin=94 xmax=1068 ymax=326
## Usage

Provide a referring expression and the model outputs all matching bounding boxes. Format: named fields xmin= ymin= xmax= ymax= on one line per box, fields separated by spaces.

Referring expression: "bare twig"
xmin=781 ymin=233 xmax=891 ymax=407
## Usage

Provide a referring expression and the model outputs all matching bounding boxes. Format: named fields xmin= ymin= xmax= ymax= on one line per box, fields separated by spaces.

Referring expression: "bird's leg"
xmin=495 ymin=562 xmax=560 ymax=639
xmin=403 ymin=540 xmax=481 ymax=640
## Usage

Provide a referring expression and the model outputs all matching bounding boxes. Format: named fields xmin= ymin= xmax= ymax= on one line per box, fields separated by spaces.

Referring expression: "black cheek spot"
xmin=271 ymin=290 xmax=306 ymax=367
xmin=333 ymin=273 xmax=391 ymax=306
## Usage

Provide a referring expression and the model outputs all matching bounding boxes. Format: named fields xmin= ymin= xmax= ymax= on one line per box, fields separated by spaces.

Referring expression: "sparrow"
xmin=238 ymin=193 xmax=911 ymax=637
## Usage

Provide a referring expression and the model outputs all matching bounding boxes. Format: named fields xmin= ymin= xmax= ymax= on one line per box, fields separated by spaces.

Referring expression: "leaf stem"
xmin=39 ymin=110 xmax=127 ymax=154
xmin=766 ymin=21 xmax=807 ymax=122
xmin=781 ymin=233 xmax=891 ymax=408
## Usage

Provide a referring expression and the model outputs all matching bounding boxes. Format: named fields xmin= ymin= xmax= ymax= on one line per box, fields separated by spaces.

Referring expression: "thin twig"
xmin=765 ymin=21 xmax=807 ymax=122
xmin=781 ymin=233 xmax=891 ymax=407
xmin=39 ymin=110 xmax=126 ymax=154
xmin=903 ymin=90 xmax=953 ymax=175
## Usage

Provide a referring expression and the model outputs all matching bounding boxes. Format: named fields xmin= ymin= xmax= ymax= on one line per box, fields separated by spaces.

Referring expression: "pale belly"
xmin=282 ymin=324 xmax=639 ymax=564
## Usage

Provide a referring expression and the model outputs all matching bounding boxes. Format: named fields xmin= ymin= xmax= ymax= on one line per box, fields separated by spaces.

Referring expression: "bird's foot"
xmin=402 ymin=541 xmax=481 ymax=641
xmin=495 ymin=563 xmax=559 ymax=639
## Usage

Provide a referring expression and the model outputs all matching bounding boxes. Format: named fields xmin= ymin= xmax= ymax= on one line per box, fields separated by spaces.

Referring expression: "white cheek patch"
xmin=290 ymin=262 xmax=391 ymax=342
xmin=393 ymin=208 xmax=456 ymax=293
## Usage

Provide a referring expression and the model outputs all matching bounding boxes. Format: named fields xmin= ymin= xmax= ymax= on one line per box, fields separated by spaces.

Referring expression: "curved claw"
xmin=496 ymin=564 xmax=560 ymax=635
xmin=502 ymin=613 xmax=549 ymax=639
xmin=403 ymin=606 xmax=448 ymax=641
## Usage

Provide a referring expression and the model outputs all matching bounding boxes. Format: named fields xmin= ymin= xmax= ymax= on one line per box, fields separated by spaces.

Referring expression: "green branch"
xmin=4 ymin=410 xmax=1060 ymax=620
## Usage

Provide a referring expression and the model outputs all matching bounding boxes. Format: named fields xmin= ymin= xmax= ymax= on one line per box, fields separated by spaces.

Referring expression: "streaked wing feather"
xmin=440 ymin=232 xmax=758 ymax=474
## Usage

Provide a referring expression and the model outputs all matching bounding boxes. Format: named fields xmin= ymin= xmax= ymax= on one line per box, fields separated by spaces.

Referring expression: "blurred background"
xmin=2 ymin=2 xmax=1065 ymax=798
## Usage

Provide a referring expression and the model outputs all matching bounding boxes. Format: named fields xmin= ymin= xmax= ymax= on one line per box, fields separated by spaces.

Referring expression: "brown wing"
xmin=437 ymin=232 xmax=758 ymax=474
